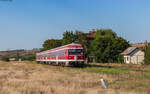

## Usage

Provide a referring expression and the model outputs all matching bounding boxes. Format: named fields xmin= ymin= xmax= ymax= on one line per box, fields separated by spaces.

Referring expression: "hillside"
xmin=0 ymin=49 xmax=40 ymax=59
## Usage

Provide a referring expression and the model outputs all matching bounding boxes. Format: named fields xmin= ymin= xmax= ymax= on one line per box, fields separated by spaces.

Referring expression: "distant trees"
xmin=144 ymin=43 xmax=150 ymax=64
xmin=42 ymin=39 xmax=62 ymax=51
xmin=89 ymin=29 xmax=129 ymax=63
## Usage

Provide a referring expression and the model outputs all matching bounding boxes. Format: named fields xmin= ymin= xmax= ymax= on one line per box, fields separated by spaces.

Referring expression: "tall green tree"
xmin=74 ymin=31 xmax=89 ymax=54
xmin=144 ymin=43 xmax=150 ymax=64
xmin=62 ymin=30 xmax=89 ymax=55
xmin=62 ymin=31 xmax=76 ymax=45
xmin=89 ymin=29 xmax=129 ymax=63
xmin=42 ymin=39 xmax=62 ymax=51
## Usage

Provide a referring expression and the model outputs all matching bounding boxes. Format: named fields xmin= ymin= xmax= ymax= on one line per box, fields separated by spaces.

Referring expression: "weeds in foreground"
xmin=0 ymin=61 xmax=149 ymax=94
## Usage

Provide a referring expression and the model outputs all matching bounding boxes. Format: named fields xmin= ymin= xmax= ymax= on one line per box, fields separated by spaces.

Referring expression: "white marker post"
xmin=99 ymin=78 xmax=107 ymax=89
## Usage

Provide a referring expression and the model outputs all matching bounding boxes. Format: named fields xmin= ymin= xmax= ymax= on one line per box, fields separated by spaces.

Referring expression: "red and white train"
xmin=36 ymin=43 xmax=85 ymax=66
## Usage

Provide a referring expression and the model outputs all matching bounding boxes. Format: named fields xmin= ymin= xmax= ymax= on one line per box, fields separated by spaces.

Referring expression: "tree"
xmin=42 ymin=39 xmax=62 ymax=51
xmin=117 ymin=54 xmax=124 ymax=64
xmin=89 ymin=29 xmax=129 ymax=63
xmin=62 ymin=30 xmax=89 ymax=55
xmin=74 ymin=31 xmax=89 ymax=54
xmin=62 ymin=31 xmax=76 ymax=45
xmin=144 ymin=43 xmax=150 ymax=64
xmin=112 ymin=37 xmax=130 ymax=62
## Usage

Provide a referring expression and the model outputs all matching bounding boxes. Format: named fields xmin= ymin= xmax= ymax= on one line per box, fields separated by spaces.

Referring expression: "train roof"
xmin=37 ymin=43 xmax=83 ymax=55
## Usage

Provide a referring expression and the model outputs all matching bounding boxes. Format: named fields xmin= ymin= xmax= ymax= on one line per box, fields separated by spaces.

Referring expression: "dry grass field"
xmin=0 ymin=61 xmax=149 ymax=94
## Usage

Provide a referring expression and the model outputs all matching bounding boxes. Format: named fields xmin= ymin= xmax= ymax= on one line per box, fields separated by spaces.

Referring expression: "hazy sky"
xmin=0 ymin=0 xmax=150 ymax=51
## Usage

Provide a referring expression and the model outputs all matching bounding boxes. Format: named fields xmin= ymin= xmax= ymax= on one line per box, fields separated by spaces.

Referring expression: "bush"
xmin=25 ymin=56 xmax=36 ymax=61
xmin=144 ymin=43 xmax=150 ymax=65
xmin=117 ymin=55 xmax=124 ymax=64
xmin=1 ymin=57 xmax=10 ymax=62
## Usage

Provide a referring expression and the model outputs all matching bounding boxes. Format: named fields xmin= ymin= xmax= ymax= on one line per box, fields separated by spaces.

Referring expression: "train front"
xmin=67 ymin=44 xmax=85 ymax=66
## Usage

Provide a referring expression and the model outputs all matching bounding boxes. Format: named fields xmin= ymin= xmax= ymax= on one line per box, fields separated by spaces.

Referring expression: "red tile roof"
xmin=85 ymin=29 xmax=96 ymax=38
xmin=131 ymin=43 xmax=146 ymax=48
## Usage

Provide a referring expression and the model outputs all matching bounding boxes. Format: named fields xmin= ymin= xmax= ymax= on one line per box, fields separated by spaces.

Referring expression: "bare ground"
xmin=0 ymin=61 xmax=149 ymax=94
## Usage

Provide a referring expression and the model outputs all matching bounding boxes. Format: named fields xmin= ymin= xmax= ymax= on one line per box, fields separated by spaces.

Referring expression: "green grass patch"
xmin=81 ymin=67 xmax=130 ymax=75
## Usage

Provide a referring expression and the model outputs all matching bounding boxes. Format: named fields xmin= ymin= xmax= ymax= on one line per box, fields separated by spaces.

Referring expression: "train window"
xmin=68 ymin=49 xmax=83 ymax=55
xmin=56 ymin=50 xmax=66 ymax=56
xmin=45 ymin=49 xmax=67 ymax=57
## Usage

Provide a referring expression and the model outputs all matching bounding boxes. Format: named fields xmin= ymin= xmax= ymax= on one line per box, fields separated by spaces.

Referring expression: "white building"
xmin=121 ymin=47 xmax=145 ymax=64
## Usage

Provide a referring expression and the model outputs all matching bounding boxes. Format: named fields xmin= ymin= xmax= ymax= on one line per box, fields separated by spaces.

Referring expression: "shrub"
xmin=25 ymin=56 xmax=36 ymax=61
xmin=1 ymin=57 xmax=10 ymax=62
xmin=117 ymin=55 xmax=124 ymax=64
xmin=144 ymin=43 xmax=150 ymax=65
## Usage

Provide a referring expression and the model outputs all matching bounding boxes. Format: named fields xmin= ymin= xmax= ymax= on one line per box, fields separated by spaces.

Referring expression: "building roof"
xmin=85 ymin=29 xmax=96 ymax=38
xmin=121 ymin=47 xmax=138 ymax=55
xmin=131 ymin=43 xmax=146 ymax=48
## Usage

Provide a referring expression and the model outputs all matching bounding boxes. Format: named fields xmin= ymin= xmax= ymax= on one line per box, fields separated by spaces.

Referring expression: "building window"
xmin=127 ymin=57 xmax=129 ymax=61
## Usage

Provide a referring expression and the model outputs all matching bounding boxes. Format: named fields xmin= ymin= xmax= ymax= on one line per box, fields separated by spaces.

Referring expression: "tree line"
xmin=42 ymin=29 xmax=130 ymax=63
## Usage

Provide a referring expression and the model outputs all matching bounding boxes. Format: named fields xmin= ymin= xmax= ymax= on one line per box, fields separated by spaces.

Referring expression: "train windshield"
xmin=68 ymin=49 xmax=83 ymax=55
